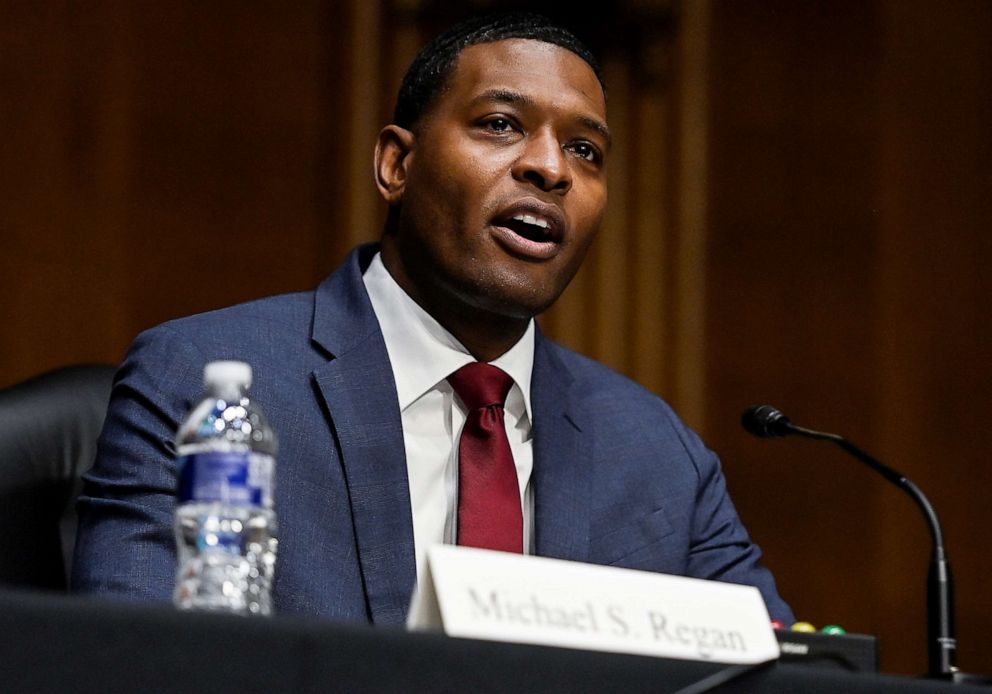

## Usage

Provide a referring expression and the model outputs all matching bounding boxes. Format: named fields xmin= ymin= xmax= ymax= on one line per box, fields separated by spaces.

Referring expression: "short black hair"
xmin=393 ymin=11 xmax=604 ymax=130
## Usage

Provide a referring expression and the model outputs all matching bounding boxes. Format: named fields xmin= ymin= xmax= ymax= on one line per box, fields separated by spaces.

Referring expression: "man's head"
xmin=392 ymin=12 xmax=605 ymax=131
xmin=375 ymin=13 xmax=610 ymax=359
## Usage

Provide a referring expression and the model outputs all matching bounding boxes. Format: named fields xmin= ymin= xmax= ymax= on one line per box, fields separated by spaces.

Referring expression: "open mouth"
xmin=502 ymin=213 xmax=553 ymax=243
xmin=490 ymin=201 xmax=565 ymax=260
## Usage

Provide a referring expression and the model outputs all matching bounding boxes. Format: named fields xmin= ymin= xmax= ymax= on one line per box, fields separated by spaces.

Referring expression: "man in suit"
xmin=73 ymin=13 xmax=794 ymax=625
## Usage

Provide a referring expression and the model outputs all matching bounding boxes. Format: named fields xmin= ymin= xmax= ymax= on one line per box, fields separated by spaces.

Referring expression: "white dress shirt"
xmin=362 ymin=253 xmax=535 ymax=586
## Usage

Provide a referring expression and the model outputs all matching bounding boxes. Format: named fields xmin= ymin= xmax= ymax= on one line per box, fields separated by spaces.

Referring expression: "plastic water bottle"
xmin=173 ymin=361 xmax=278 ymax=615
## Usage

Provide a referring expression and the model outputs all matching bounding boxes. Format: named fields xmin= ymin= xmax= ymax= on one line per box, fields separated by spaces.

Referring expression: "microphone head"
xmin=741 ymin=405 xmax=794 ymax=438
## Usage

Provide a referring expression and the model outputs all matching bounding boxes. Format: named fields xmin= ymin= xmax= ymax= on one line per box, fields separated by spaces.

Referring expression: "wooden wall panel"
xmin=703 ymin=0 xmax=992 ymax=675
xmin=873 ymin=0 xmax=992 ymax=673
xmin=1 ymin=1 xmax=351 ymax=387
xmin=704 ymin=0 xmax=883 ymax=657
xmin=1 ymin=1 xmax=133 ymax=382
xmin=120 ymin=3 xmax=329 ymax=328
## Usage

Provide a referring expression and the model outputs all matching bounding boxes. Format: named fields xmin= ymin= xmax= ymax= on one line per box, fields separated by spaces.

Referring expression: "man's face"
xmin=381 ymin=38 xmax=610 ymax=323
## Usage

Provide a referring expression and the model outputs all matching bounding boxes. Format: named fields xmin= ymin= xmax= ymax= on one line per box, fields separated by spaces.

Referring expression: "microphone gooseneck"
xmin=741 ymin=405 xmax=956 ymax=679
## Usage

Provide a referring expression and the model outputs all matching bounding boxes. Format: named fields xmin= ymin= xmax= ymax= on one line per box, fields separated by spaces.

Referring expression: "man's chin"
xmin=466 ymin=280 xmax=566 ymax=321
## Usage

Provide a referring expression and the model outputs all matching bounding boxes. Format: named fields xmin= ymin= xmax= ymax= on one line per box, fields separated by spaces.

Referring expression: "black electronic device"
xmin=775 ymin=630 xmax=878 ymax=674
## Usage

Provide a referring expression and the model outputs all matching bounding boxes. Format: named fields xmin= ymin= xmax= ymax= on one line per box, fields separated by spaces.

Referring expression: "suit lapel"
xmin=310 ymin=245 xmax=416 ymax=625
xmin=531 ymin=334 xmax=591 ymax=563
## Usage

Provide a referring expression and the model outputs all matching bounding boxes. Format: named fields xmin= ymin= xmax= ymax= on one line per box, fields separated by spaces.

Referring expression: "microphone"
xmin=741 ymin=405 xmax=957 ymax=679
xmin=740 ymin=404 xmax=794 ymax=439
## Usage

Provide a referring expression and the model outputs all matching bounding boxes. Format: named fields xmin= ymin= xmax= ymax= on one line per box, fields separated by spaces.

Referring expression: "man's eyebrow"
xmin=471 ymin=88 xmax=612 ymax=146
xmin=577 ymin=115 xmax=612 ymax=147
xmin=472 ymin=88 xmax=532 ymax=107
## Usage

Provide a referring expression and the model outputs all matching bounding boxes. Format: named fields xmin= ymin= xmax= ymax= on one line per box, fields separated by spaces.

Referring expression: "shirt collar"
xmin=362 ymin=252 xmax=534 ymax=419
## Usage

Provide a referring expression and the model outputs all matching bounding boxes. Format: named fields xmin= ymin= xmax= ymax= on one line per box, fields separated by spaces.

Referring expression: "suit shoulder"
xmin=544 ymin=340 xmax=672 ymax=410
xmin=134 ymin=290 xmax=313 ymax=350
xmin=159 ymin=290 xmax=314 ymax=335
xmin=543 ymin=340 xmax=719 ymax=483
xmin=122 ymin=290 xmax=321 ymax=383
xmin=541 ymin=339 xmax=706 ymax=449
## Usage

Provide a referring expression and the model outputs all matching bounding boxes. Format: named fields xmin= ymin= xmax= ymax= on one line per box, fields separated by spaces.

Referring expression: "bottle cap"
xmin=204 ymin=361 xmax=252 ymax=389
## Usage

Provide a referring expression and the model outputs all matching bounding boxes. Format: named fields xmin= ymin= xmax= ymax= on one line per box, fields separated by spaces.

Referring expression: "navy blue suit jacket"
xmin=73 ymin=244 xmax=794 ymax=625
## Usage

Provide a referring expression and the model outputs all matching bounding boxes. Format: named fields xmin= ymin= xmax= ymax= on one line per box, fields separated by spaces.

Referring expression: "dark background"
xmin=2 ymin=0 xmax=989 ymax=676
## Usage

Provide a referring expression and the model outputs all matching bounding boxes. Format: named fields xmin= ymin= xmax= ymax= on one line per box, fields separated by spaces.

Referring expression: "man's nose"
xmin=511 ymin=129 xmax=572 ymax=194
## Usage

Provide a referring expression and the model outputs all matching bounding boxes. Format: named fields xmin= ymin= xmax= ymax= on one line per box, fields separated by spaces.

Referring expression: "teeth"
xmin=512 ymin=213 xmax=549 ymax=229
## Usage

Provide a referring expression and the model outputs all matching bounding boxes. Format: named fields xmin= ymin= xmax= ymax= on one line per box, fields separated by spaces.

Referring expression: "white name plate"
xmin=407 ymin=545 xmax=780 ymax=665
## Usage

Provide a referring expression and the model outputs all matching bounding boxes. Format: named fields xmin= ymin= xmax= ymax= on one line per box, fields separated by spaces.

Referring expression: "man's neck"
xmin=379 ymin=245 xmax=530 ymax=363
xmin=434 ymin=310 xmax=528 ymax=363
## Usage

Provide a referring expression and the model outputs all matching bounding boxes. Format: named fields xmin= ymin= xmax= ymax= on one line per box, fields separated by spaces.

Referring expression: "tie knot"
xmin=448 ymin=363 xmax=514 ymax=410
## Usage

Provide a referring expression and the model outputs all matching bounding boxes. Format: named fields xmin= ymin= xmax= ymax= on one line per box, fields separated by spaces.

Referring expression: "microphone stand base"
xmin=950 ymin=670 xmax=992 ymax=686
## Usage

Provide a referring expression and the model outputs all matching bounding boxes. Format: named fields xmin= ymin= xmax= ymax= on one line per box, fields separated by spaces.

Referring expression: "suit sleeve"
xmin=667 ymin=410 xmax=796 ymax=626
xmin=71 ymin=325 xmax=206 ymax=601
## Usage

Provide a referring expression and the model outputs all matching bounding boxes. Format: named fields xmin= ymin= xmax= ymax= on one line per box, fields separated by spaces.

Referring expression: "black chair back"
xmin=0 ymin=364 xmax=116 ymax=589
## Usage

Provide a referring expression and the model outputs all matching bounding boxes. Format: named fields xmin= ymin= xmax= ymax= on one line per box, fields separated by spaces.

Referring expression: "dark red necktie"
xmin=448 ymin=363 xmax=523 ymax=553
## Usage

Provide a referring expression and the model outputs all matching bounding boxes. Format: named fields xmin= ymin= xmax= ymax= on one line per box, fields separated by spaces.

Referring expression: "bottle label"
xmin=177 ymin=451 xmax=274 ymax=507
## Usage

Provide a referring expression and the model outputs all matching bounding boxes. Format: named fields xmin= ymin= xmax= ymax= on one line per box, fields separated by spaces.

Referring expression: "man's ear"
xmin=374 ymin=125 xmax=415 ymax=205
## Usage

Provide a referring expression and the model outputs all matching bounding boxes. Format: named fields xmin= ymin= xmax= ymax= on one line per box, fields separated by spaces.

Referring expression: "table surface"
xmin=0 ymin=588 xmax=976 ymax=693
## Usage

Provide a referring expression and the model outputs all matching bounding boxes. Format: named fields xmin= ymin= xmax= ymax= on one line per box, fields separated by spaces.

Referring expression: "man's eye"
xmin=568 ymin=142 xmax=599 ymax=162
xmin=485 ymin=118 xmax=513 ymax=132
